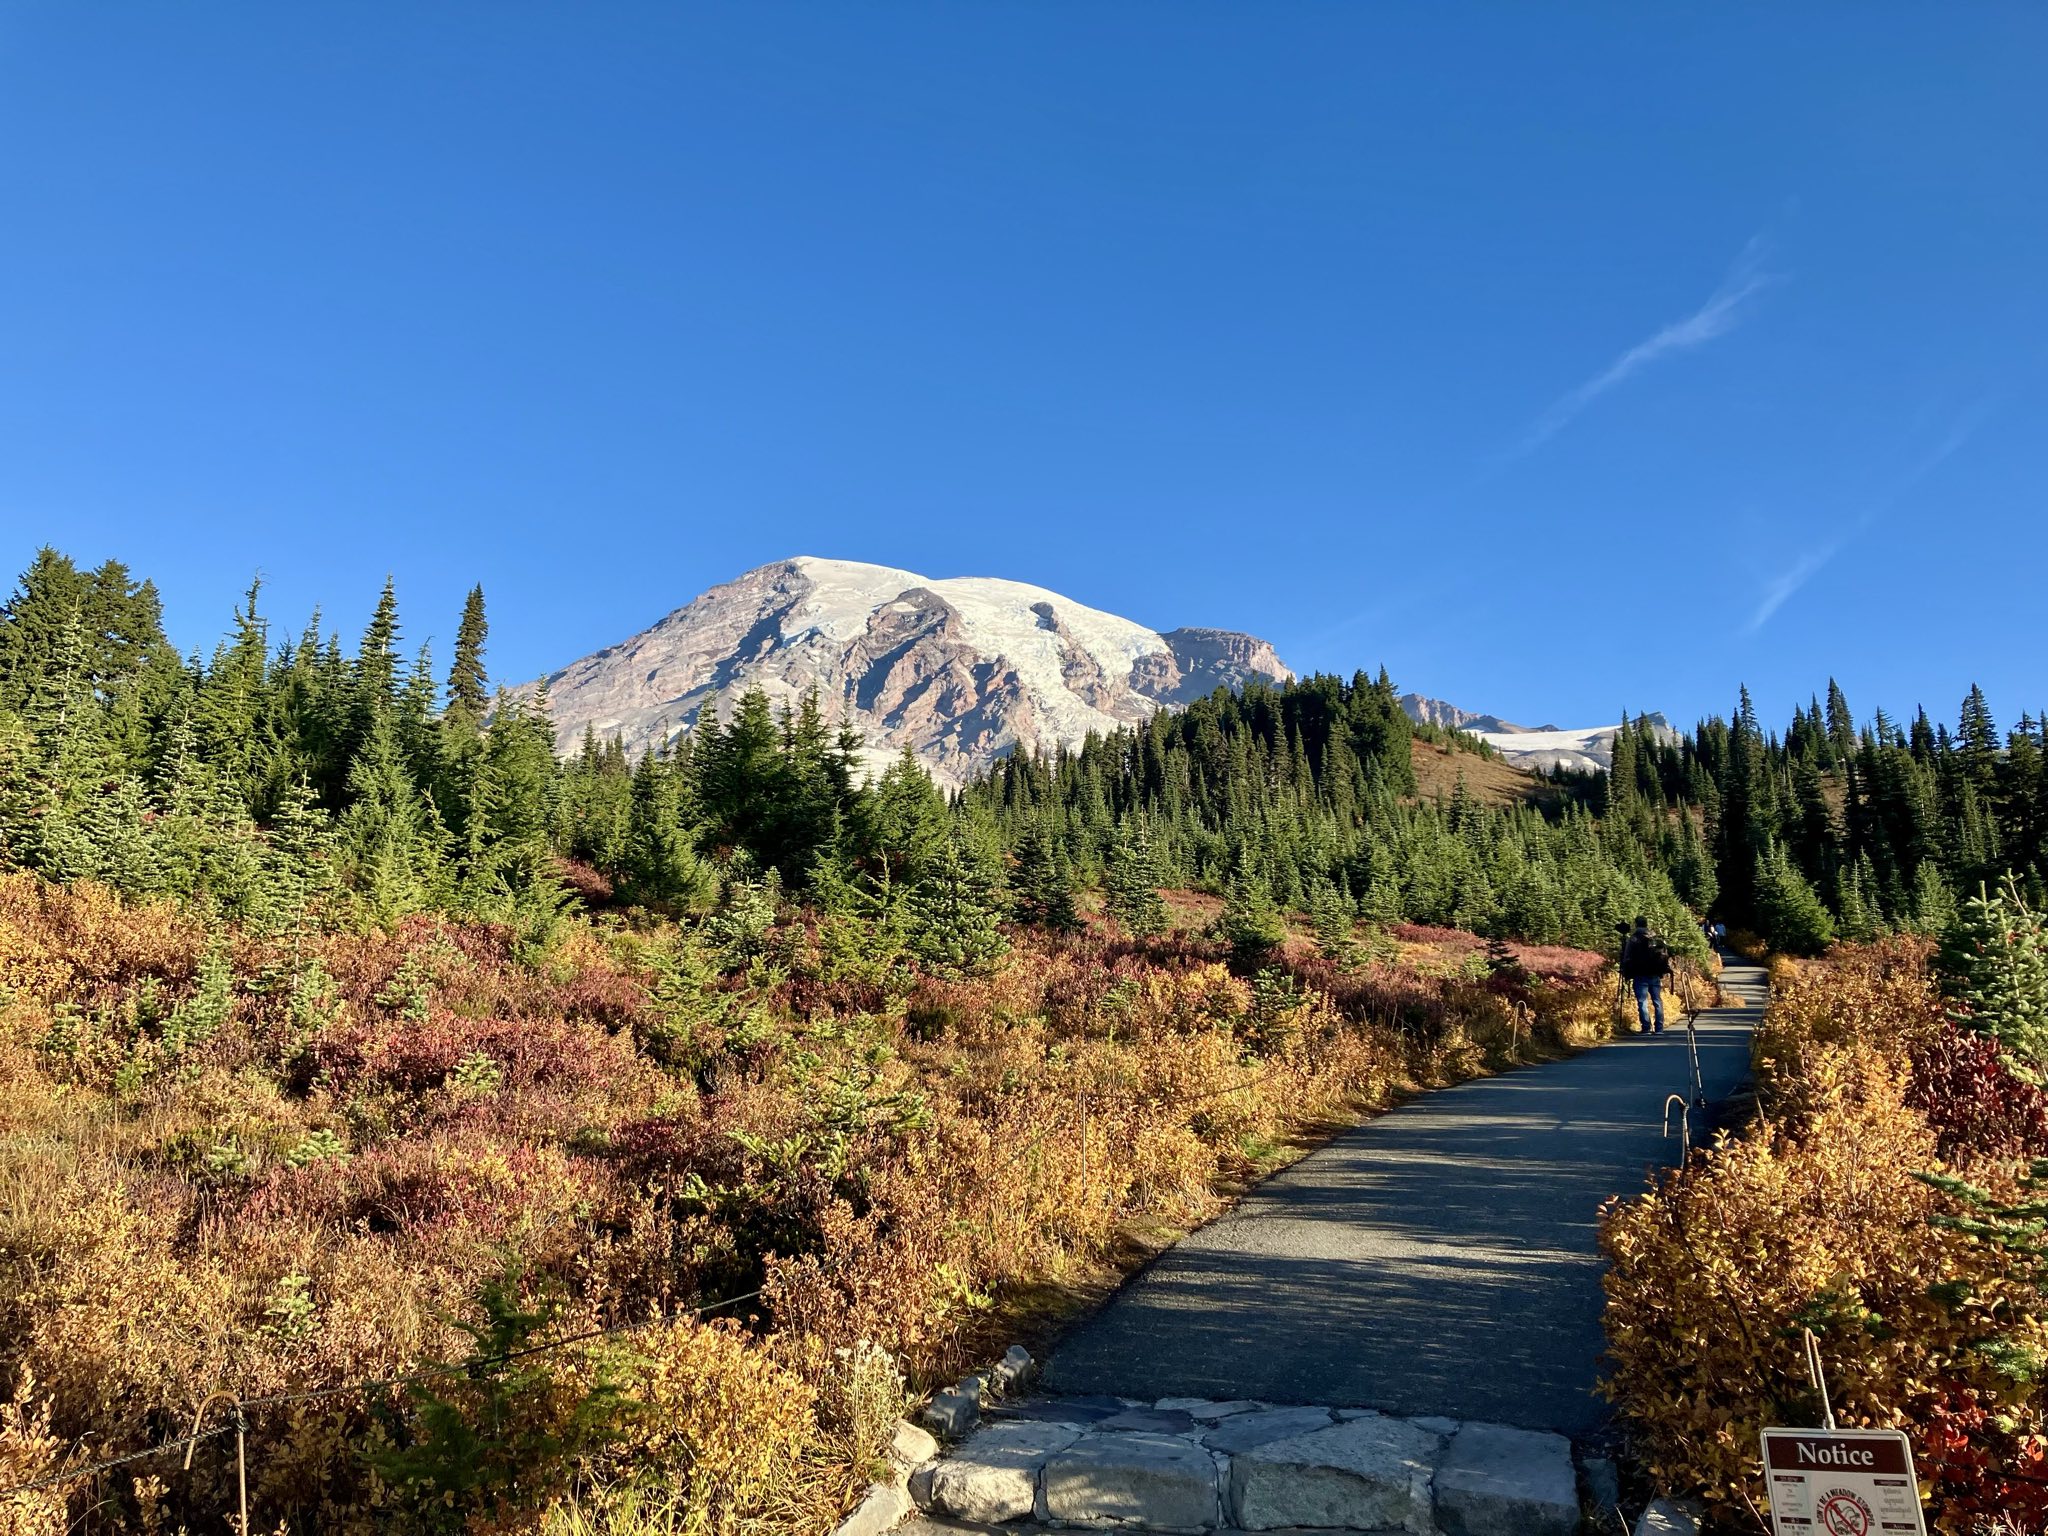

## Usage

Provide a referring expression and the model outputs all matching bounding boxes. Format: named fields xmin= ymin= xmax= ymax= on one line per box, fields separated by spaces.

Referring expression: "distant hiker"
xmin=1620 ymin=916 xmax=1672 ymax=1035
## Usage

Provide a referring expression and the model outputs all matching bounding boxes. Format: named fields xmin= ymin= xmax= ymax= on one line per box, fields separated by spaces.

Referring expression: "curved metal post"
xmin=1662 ymin=1093 xmax=1691 ymax=1160
xmin=185 ymin=1390 xmax=248 ymax=1536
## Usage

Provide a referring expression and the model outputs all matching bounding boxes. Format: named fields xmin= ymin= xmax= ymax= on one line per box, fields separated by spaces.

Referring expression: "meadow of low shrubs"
xmin=1602 ymin=936 xmax=2048 ymax=1533
xmin=0 ymin=869 xmax=1613 ymax=1535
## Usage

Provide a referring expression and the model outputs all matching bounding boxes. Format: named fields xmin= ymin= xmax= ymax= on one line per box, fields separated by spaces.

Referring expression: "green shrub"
xmin=364 ymin=1268 xmax=629 ymax=1536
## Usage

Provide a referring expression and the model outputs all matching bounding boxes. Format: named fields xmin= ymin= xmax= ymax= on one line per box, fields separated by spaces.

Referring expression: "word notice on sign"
xmin=1761 ymin=1427 xmax=1926 ymax=1536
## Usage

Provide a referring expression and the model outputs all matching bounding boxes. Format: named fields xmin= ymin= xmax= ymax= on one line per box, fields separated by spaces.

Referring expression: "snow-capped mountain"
xmin=520 ymin=557 xmax=1293 ymax=786
xmin=1400 ymin=693 xmax=1677 ymax=773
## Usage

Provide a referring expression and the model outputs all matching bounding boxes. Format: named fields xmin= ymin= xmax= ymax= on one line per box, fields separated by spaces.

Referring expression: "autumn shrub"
xmin=1908 ymin=1021 xmax=2048 ymax=1161
xmin=0 ymin=870 xmax=1614 ymax=1535
xmin=362 ymin=1269 xmax=631 ymax=1536
xmin=0 ymin=1373 xmax=64 ymax=1536
xmin=602 ymin=1318 xmax=825 ymax=1533
xmin=1603 ymin=1046 xmax=1976 ymax=1522
xmin=1752 ymin=936 xmax=1944 ymax=1115
xmin=1602 ymin=941 xmax=2048 ymax=1531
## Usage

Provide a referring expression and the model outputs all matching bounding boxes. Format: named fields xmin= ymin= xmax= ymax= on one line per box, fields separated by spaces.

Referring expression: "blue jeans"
xmin=1633 ymin=976 xmax=1665 ymax=1032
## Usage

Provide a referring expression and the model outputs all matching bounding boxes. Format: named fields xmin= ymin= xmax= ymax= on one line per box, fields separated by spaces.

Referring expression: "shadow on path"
xmin=1040 ymin=960 xmax=1768 ymax=1436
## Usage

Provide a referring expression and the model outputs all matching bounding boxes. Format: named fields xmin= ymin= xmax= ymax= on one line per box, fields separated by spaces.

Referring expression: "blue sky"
xmin=3 ymin=4 xmax=2043 ymax=735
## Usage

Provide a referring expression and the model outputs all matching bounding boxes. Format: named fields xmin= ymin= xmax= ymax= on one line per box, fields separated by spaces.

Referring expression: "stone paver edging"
xmin=906 ymin=1394 xmax=1582 ymax=1534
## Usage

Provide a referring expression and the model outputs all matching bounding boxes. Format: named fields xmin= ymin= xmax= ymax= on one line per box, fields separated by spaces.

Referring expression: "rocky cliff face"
xmin=1400 ymin=693 xmax=1546 ymax=736
xmin=520 ymin=558 xmax=1293 ymax=786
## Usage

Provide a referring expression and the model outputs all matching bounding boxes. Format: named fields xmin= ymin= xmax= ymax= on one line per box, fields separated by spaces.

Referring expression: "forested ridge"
xmin=3 ymin=547 xmax=2041 ymax=959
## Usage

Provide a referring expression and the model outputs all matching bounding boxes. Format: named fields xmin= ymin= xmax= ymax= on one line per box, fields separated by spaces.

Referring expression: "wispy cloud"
xmin=1745 ymin=543 xmax=1842 ymax=634
xmin=1742 ymin=398 xmax=1995 ymax=635
xmin=1518 ymin=236 xmax=1779 ymax=454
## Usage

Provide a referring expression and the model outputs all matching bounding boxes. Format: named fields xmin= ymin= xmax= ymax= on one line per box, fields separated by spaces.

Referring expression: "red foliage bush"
xmin=1907 ymin=1020 xmax=2048 ymax=1160
xmin=241 ymin=1134 xmax=606 ymax=1247
xmin=553 ymin=856 xmax=615 ymax=907
xmin=1298 ymin=958 xmax=1449 ymax=1036
xmin=607 ymin=1109 xmax=726 ymax=1186
xmin=314 ymin=1008 xmax=644 ymax=1099
xmin=1387 ymin=922 xmax=1605 ymax=985
xmin=1919 ymin=1388 xmax=2048 ymax=1528
xmin=1606 ymin=938 xmax=2048 ymax=1531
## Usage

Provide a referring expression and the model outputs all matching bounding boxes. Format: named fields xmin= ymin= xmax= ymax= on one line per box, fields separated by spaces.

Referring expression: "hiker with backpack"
xmin=1620 ymin=916 xmax=1672 ymax=1035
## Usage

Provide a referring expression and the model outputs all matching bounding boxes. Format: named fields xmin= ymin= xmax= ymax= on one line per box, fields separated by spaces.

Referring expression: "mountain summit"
xmin=523 ymin=557 xmax=1293 ymax=785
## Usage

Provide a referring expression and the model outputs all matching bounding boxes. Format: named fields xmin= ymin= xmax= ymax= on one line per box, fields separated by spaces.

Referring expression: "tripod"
xmin=1613 ymin=922 xmax=1635 ymax=1021
xmin=1671 ymin=955 xmax=1708 ymax=1110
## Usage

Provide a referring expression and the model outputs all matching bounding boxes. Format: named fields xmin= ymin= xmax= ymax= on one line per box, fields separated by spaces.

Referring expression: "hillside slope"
xmin=1409 ymin=737 xmax=1556 ymax=807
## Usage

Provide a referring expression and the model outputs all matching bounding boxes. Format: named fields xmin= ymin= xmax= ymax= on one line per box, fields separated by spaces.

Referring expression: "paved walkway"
xmin=1040 ymin=958 xmax=1767 ymax=1437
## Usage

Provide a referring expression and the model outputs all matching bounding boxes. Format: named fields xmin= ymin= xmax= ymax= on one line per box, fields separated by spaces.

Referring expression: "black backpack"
xmin=1624 ymin=932 xmax=1671 ymax=977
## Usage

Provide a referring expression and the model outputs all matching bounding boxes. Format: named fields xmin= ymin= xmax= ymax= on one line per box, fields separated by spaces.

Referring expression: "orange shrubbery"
xmin=1602 ymin=940 xmax=2048 ymax=1533
xmin=0 ymin=870 xmax=1612 ymax=1534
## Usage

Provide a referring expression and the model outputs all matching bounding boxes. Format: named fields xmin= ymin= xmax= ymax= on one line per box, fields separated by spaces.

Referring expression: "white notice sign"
xmin=1761 ymin=1427 xmax=1927 ymax=1536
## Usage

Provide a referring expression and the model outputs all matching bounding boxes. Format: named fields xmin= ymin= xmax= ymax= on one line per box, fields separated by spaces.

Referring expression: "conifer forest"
xmin=4 ymin=545 xmax=2048 ymax=1533
xmin=6 ymin=548 xmax=2038 ymax=961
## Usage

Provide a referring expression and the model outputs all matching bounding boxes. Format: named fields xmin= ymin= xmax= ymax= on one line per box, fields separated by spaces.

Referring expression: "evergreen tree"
xmin=0 ymin=714 xmax=45 ymax=870
xmin=152 ymin=703 xmax=264 ymax=914
xmin=331 ymin=576 xmax=404 ymax=801
xmin=705 ymin=857 xmax=781 ymax=963
xmin=859 ymin=747 xmax=949 ymax=885
xmin=1788 ymin=759 xmax=1838 ymax=892
xmin=0 ymin=549 xmax=176 ymax=737
xmin=1011 ymin=816 xmax=1081 ymax=930
xmin=694 ymin=689 xmax=786 ymax=870
xmin=557 ymin=728 xmax=633 ymax=873
xmin=1607 ymin=710 xmax=1638 ymax=815
xmin=459 ymin=700 xmax=562 ymax=916
xmin=1910 ymin=859 xmax=1959 ymax=936
xmin=1825 ymin=679 xmax=1857 ymax=763
xmin=354 ymin=578 xmax=403 ymax=723
xmin=1105 ymin=817 xmax=1168 ymax=937
xmin=1308 ymin=879 xmax=1357 ymax=966
xmin=1716 ymin=687 xmax=1770 ymax=926
xmin=193 ymin=577 xmax=274 ymax=805
xmin=398 ymin=643 xmax=444 ymax=796
xmin=1754 ymin=843 xmax=1836 ymax=956
xmin=621 ymin=746 xmax=714 ymax=910
xmin=1937 ymin=877 xmax=2048 ymax=1077
xmin=0 ymin=547 xmax=89 ymax=712
xmin=340 ymin=713 xmax=447 ymax=925
xmin=907 ymin=832 xmax=1009 ymax=976
xmin=1219 ymin=853 xmax=1287 ymax=965
xmin=1834 ymin=853 xmax=1884 ymax=943
xmin=447 ymin=585 xmax=490 ymax=722
xmin=259 ymin=773 xmax=339 ymax=943
xmin=1668 ymin=807 xmax=1718 ymax=915
xmin=1957 ymin=683 xmax=2000 ymax=797
xmin=11 ymin=613 xmax=116 ymax=883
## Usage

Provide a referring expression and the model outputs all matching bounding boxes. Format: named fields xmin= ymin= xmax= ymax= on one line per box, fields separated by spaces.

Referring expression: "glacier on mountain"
xmin=518 ymin=557 xmax=1293 ymax=786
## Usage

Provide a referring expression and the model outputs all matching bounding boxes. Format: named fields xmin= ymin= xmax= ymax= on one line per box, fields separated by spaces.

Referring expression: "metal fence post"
xmin=185 ymin=1391 xmax=247 ymax=1536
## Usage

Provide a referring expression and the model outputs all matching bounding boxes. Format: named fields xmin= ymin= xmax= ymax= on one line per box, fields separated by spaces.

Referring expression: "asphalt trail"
xmin=1040 ymin=957 xmax=1767 ymax=1436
